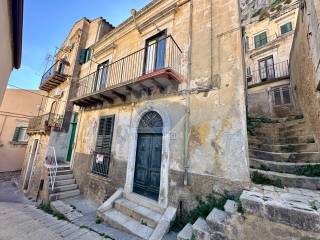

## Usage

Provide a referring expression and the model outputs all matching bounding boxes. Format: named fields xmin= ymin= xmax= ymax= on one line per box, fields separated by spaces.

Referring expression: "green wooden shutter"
xmin=12 ymin=127 xmax=21 ymax=142
xmin=96 ymin=115 xmax=115 ymax=153
xmin=79 ymin=49 xmax=87 ymax=64
xmin=85 ymin=48 xmax=92 ymax=63
xmin=254 ymin=32 xmax=267 ymax=48
xmin=281 ymin=22 xmax=292 ymax=35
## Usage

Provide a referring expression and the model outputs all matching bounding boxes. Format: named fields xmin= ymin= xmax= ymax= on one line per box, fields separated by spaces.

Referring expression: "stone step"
xmin=114 ymin=198 xmax=162 ymax=228
xmin=250 ymin=169 xmax=320 ymax=190
xmin=279 ymin=129 xmax=311 ymax=138
xmin=53 ymin=179 xmax=76 ymax=187
xmin=240 ymin=189 xmax=320 ymax=233
xmin=52 ymin=184 xmax=78 ymax=193
xmin=49 ymin=189 xmax=80 ymax=201
xmin=177 ymin=223 xmax=193 ymax=240
xmin=55 ymin=174 xmax=74 ymax=181
xmin=249 ymin=150 xmax=320 ymax=163
xmin=102 ymin=208 xmax=153 ymax=240
xmin=250 ymin=135 xmax=315 ymax=145
xmin=249 ymin=143 xmax=318 ymax=153
xmin=250 ymin=158 xmax=320 ymax=176
xmin=206 ymin=208 xmax=227 ymax=233
xmin=56 ymin=165 xmax=71 ymax=171
xmin=56 ymin=170 xmax=73 ymax=175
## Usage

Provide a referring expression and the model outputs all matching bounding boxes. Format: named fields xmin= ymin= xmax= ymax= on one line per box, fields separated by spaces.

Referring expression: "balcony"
xmin=247 ymin=61 xmax=290 ymax=87
xmin=71 ymin=35 xmax=184 ymax=107
xmin=27 ymin=113 xmax=64 ymax=134
xmin=39 ymin=60 xmax=69 ymax=92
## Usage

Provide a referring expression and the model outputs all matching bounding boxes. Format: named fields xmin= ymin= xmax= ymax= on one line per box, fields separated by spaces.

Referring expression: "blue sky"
xmin=9 ymin=0 xmax=151 ymax=90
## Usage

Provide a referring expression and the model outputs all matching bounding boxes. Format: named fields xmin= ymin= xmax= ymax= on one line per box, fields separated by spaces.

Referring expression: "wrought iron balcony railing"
xmin=40 ymin=60 xmax=69 ymax=91
xmin=27 ymin=113 xmax=64 ymax=134
xmin=247 ymin=61 xmax=290 ymax=86
xmin=72 ymin=35 xmax=182 ymax=100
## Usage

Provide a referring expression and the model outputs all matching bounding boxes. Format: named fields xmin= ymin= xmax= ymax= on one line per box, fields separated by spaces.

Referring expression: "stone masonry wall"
xmin=290 ymin=1 xmax=320 ymax=145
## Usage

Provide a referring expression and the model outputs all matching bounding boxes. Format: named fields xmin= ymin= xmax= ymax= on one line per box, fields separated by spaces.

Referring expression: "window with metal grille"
xmin=92 ymin=115 xmax=115 ymax=177
xmin=272 ymin=86 xmax=292 ymax=105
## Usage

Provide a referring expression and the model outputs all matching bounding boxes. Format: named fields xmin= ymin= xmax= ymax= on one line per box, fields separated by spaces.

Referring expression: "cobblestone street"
xmin=0 ymin=181 xmax=109 ymax=240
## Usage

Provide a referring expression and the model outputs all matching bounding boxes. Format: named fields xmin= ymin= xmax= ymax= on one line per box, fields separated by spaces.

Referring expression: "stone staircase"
xmin=97 ymin=189 xmax=176 ymax=240
xmin=49 ymin=165 xmax=80 ymax=201
xmin=248 ymin=116 xmax=320 ymax=190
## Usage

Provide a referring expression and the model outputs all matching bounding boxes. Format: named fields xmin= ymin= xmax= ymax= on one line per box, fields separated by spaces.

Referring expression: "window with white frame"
xmin=12 ymin=127 xmax=28 ymax=143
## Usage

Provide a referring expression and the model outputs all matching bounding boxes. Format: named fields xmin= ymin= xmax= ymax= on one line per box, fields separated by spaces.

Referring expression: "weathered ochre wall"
xmin=0 ymin=0 xmax=13 ymax=104
xmin=290 ymin=1 xmax=320 ymax=144
xmin=72 ymin=0 xmax=249 ymax=209
xmin=0 ymin=89 xmax=43 ymax=172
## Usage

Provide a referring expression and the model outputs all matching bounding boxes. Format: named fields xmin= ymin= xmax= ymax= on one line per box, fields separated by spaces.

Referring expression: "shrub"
xmin=251 ymin=171 xmax=284 ymax=188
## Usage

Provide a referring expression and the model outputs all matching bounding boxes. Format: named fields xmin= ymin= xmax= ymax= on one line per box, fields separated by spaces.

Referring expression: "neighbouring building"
xmin=0 ymin=89 xmax=43 ymax=179
xmin=242 ymin=0 xmax=301 ymax=117
xmin=290 ymin=0 xmax=320 ymax=144
xmin=0 ymin=0 xmax=23 ymax=104
xmin=21 ymin=17 xmax=114 ymax=199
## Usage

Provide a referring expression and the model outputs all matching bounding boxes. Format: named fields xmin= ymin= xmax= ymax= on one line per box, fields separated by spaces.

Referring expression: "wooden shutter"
xmin=12 ymin=127 xmax=21 ymax=142
xmin=96 ymin=115 xmax=115 ymax=153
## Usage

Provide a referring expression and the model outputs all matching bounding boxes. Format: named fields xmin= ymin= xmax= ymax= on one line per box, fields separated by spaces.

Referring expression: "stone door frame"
xmin=124 ymin=106 xmax=171 ymax=209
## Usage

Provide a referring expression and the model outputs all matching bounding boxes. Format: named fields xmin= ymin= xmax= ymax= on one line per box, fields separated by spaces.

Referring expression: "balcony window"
xmin=280 ymin=22 xmax=293 ymax=35
xmin=259 ymin=56 xmax=275 ymax=81
xmin=94 ymin=61 xmax=109 ymax=92
xmin=254 ymin=32 xmax=268 ymax=48
xmin=144 ymin=32 xmax=167 ymax=74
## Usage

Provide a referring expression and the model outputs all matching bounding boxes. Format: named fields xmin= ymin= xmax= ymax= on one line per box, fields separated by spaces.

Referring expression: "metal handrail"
xmin=44 ymin=146 xmax=58 ymax=192
xmin=72 ymin=35 xmax=182 ymax=99
xmin=41 ymin=60 xmax=68 ymax=85
xmin=247 ymin=60 xmax=290 ymax=86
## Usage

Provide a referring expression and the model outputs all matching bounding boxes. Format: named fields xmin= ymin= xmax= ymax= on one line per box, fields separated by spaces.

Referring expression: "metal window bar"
xmin=91 ymin=152 xmax=111 ymax=177
xmin=72 ymin=35 xmax=182 ymax=99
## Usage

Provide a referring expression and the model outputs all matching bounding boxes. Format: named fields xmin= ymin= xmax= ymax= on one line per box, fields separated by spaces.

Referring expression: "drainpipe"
xmin=183 ymin=0 xmax=193 ymax=186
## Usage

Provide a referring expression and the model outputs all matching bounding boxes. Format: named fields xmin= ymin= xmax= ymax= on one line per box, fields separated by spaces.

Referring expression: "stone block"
xmin=192 ymin=218 xmax=211 ymax=240
xmin=206 ymin=208 xmax=227 ymax=232
xmin=224 ymin=200 xmax=238 ymax=215
xmin=240 ymin=191 xmax=265 ymax=216
xmin=97 ymin=187 xmax=123 ymax=215
xmin=177 ymin=223 xmax=193 ymax=240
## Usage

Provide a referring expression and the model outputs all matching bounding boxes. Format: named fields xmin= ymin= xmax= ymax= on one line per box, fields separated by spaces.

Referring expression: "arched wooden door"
xmin=133 ymin=111 xmax=163 ymax=201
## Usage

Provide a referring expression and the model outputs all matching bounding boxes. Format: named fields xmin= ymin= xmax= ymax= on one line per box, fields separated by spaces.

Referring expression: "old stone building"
xmin=242 ymin=0 xmax=301 ymax=117
xmin=67 ymin=0 xmax=249 ymax=238
xmin=21 ymin=17 xmax=114 ymax=201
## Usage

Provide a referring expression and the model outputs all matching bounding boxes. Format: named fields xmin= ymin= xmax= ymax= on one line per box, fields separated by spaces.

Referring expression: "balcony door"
xmin=259 ymin=56 xmax=275 ymax=82
xmin=94 ymin=61 xmax=109 ymax=91
xmin=144 ymin=32 xmax=167 ymax=74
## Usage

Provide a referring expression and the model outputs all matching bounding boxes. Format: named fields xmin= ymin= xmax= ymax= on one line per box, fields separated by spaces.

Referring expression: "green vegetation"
xmin=247 ymin=116 xmax=277 ymax=136
xmin=95 ymin=218 xmax=102 ymax=224
xmin=258 ymin=164 xmax=271 ymax=171
xmin=38 ymin=202 xmax=68 ymax=221
xmin=295 ymin=165 xmax=320 ymax=177
xmin=170 ymin=192 xmax=243 ymax=232
xmin=309 ymin=200 xmax=318 ymax=211
xmin=251 ymin=171 xmax=284 ymax=188
xmin=280 ymin=144 xmax=296 ymax=152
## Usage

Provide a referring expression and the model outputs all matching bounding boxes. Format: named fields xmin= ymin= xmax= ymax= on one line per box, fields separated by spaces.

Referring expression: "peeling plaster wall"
xmin=72 ymin=0 xmax=249 ymax=207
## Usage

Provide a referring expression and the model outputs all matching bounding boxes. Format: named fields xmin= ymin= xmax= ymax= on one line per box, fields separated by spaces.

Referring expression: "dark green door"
xmin=67 ymin=113 xmax=78 ymax=162
xmin=133 ymin=133 xmax=162 ymax=200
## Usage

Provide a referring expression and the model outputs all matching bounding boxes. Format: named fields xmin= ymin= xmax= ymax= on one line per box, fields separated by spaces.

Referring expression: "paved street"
xmin=0 ymin=181 xmax=109 ymax=240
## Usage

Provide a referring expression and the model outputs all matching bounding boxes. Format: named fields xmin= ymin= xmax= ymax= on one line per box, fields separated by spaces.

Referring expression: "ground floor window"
xmin=272 ymin=85 xmax=292 ymax=105
xmin=92 ymin=115 xmax=115 ymax=177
